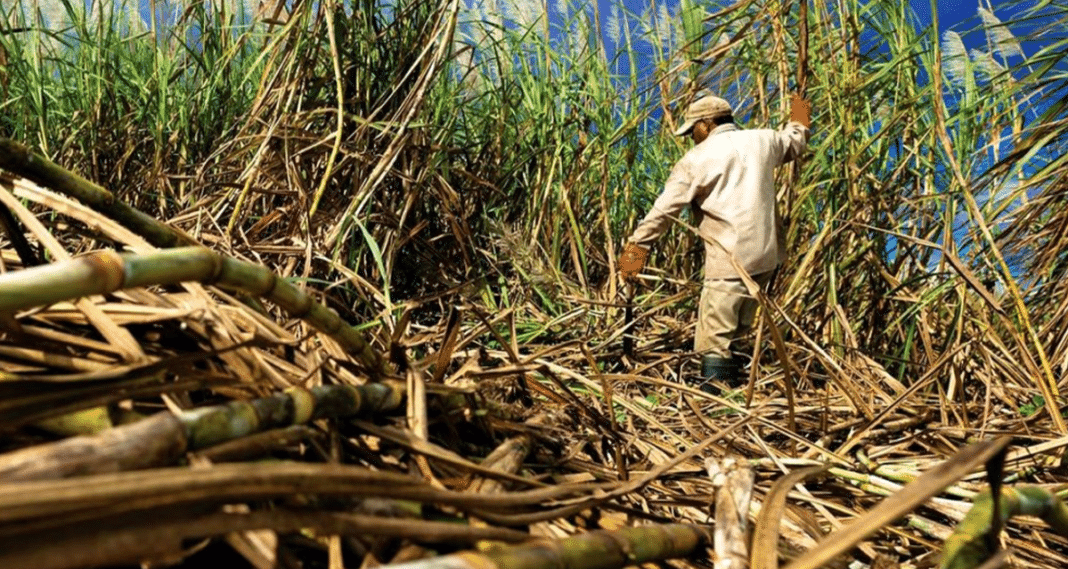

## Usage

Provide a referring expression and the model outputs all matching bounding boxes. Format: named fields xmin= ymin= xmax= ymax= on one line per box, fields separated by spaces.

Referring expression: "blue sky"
xmin=917 ymin=0 xmax=987 ymax=26
xmin=564 ymin=0 xmax=1031 ymax=122
xmin=19 ymin=0 xmax=1022 ymax=63
xmin=599 ymin=0 xmax=1020 ymax=71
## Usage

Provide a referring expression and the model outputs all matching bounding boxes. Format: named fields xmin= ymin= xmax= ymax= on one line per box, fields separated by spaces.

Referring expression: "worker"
xmin=618 ymin=93 xmax=811 ymax=392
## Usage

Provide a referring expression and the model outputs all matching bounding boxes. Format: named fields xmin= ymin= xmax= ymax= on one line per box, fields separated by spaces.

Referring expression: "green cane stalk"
xmin=941 ymin=486 xmax=1068 ymax=569
xmin=0 ymin=247 xmax=387 ymax=377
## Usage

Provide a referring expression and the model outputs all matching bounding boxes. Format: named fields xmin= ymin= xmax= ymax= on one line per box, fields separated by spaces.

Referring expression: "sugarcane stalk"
xmin=783 ymin=437 xmax=1012 ymax=569
xmin=752 ymin=464 xmax=828 ymax=569
xmin=197 ymin=425 xmax=321 ymax=463
xmin=797 ymin=0 xmax=809 ymax=98
xmin=940 ymin=486 xmax=1068 ymax=569
xmin=708 ymin=458 xmax=756 ymax=569
xmin=469 ymin=413 xmax=551 ymax=549
xmin=0 ymin=196 xmax=38 ymax=267
xmin=621 ymin=279 xmax=635 ymax=359
xmin=469 ymin=413 xmax=550 ymax=496
xmin=381 ymin=524 xmax=711 ymax=569
xmin=0 ymin=247 xmax=386 ymax=376
xmin=0 ymin=381 xmax=405 ymax=481
xmin=0 ymin=462 xmax=602 ymax=525
xmin=0 ymin=509 xmax=532 ymax=569
xmin=0 ymin=138 xmax=186 ymax=249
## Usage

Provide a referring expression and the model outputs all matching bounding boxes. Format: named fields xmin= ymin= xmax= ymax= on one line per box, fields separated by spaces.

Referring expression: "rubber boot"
xmin=689 ymin=355 xmax=741 ymax=393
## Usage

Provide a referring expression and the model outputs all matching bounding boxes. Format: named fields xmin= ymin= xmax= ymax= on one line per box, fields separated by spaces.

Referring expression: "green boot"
xmin=688 ymin=355 xmax=742 ymax=393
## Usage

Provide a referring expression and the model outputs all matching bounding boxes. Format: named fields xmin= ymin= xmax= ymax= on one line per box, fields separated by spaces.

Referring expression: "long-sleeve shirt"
xmin=628 ymin=121 xmax=809 ymax=279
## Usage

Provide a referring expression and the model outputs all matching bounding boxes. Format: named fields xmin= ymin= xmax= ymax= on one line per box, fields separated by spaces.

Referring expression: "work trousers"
xmin=694 ymin=271 xmax=773 ymax=357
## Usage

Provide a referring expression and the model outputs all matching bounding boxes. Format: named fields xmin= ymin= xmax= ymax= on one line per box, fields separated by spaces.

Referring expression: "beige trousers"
xmin=695 ymin=271 xmax=773 ymax=357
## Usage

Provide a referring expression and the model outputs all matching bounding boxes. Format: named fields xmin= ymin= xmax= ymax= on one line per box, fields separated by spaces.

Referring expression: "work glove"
xmin=790 ymin=93 xmax=811 ymax=129
xmin=618 ymin=242 xmax=648 ymax=282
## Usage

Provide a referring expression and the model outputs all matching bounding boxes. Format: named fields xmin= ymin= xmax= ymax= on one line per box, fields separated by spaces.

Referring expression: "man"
xmin=618 ymin=93 xmax=811 ymax=391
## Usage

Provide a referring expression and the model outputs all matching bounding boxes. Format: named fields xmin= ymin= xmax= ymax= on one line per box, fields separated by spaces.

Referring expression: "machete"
xmin=798 ymin=0 xmax=809 ymax=98
xmin=622 ymin=279 xmax=635 ymax=359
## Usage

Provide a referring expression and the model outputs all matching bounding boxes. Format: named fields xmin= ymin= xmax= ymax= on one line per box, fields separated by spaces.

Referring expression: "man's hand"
xmin=619 ymin=242 xmax=648 ymax=281
xmin=790 ymin=94 xmax=811 ymax=129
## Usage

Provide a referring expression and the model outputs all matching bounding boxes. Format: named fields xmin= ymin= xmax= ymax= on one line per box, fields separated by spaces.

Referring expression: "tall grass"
xmin=0 ymin=0 xmax=263 ymax=208
xmin=2 ymin=0 xmax=1067 ymax=427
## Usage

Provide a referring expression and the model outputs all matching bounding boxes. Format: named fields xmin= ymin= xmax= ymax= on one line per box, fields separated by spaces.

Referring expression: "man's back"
xmin=683 ymin=123 xmax=807 ymax=278
xmin=630 ymin=121 xmax=808 ymax=279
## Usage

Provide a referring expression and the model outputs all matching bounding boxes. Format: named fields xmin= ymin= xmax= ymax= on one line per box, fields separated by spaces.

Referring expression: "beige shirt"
xmin=628 ymin=122 xmax=809 ymax=279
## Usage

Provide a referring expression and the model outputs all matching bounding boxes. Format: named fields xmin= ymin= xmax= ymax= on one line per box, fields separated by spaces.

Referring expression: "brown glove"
xmin=790 ymin=93 xmax=811 ymax=128
xmin=618 ymin=242 xmax=648 ymax=281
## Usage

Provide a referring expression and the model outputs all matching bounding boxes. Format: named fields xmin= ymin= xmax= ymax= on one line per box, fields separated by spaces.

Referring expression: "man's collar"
xmin=710 ymin=123 xmax=737 ymax=136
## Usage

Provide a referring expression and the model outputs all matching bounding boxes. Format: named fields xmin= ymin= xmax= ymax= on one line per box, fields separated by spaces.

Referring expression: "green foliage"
xmin=1018 ymin=394 xmax=1045 ymax=417
xmin=0 ymin=0 xmax=262 ymax=210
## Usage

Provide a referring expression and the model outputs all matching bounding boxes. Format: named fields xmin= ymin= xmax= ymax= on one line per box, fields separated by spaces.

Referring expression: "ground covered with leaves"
xmin=0 ymin=156 xmax=1065 ymax=569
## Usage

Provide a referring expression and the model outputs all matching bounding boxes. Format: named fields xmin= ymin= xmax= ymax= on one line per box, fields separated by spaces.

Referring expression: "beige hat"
xmin=673 ymin=95 xmax=733 ymax=136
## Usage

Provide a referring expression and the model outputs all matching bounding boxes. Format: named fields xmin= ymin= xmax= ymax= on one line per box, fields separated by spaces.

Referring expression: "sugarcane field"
xmin=0 ymin=0 xmax=1067 ymax=568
